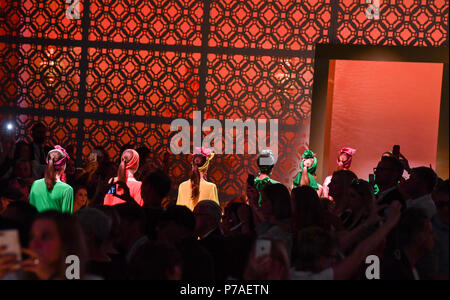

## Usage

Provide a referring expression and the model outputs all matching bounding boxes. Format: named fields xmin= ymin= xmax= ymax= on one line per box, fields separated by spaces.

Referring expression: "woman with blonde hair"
xmin=176 ymin=147 xmax=219 ymax=211
xmin=29 ymin=145 xmax=73 ymax=213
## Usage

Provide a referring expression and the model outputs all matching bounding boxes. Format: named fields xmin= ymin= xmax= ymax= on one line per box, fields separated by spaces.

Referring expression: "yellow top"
xmin=176 ymin=179 xmax=220 ymax=211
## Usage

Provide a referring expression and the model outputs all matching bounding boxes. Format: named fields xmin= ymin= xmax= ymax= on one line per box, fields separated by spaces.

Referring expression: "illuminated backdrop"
xmin=0 ymin=0 xmax=448 ymax=203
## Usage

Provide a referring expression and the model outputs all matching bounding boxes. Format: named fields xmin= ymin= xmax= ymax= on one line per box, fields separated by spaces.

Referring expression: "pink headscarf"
xmin=46 ymin=145 xmax=70 ymax=182
xmin=46 ymin=145 xmax=70 ymax=170
xmin=122 ymin=149 xmax=139 ymax=171
xmin=338 ymin=147 xmax=356 ymax=169
xmin=193 ymin=147 xmax=214 ymax=158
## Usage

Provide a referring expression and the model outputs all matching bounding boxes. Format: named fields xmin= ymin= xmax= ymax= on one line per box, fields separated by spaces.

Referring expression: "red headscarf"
xmin=118 ymin=149 xmax=140 ymax=182
xmin=338 ymin=147 xmax=356 ymax=169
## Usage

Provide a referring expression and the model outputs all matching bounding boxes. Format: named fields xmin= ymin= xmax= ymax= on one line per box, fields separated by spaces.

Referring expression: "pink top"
xmin=103 ymin=176 xmax=143 ymax=206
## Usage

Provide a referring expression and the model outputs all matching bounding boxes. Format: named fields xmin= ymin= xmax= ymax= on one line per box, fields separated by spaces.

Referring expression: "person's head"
xmin=193 ymin=200 xmax=222 ymax=237
xmin=157 ymin=205 xmax=196 ymax=244
xmin=30 ymin=211 xmax=87 ymax=279
xmin=141 ymin=169 xmax=172 ymax=208
xmin=14 ymin=141 xmax=32 ymax=161
xmin=114 ymin=203 xmax=146 ymax=250
xmin=432 ymin=179 xmax=449 ymax=225
xmin=92 ymin=146 xmax=109 ymax=165
xmin=397 ymin=208 xmax=435 ymax=256
xmin=403 ymin=167 xmax=437 ymax=199
xmin=257 ymin=149 xmax=275 ymax=175
xmin=117 ymin=149 xmax=139 ymax=180
xmin=337 ymin=147 xmax=356 ymax=170
xmin=75 ymin=208 xmax=112 ymax=252
xmin=136 ymin=146 xmax=151 ymax=163
xmin=44 ymin=146 xmax=70 ymax=192
xmin=13 ymin=159 xmax=32 ymax=179
xmin=292 ymin=186 xmax=326 ymax=231
xmin=31 ymin=123 xmax=47 ymax=145
xmin=73 ymin=185 xmax=89 ymax=213
xmin=374 ymin=156 xmax=404 ymax=189
xmin=295 ymin=227 xmax=340 ymax=273
xmin=301 ymin=150 xmax=317 ymax=170
xmin=222 ymin=202 xmax=254 ymax=237
xmin=0 ymin=183 xmax=23 ymax=214
xmin=347 ymin=179 xmax=373 ymax=214
xmin=128 ymin=242 xmax=182 ymax=280
xmin=328 ymin=170 xmax=357 ymax=208
xmin=260 ymin=183 xmax=292 ymax=221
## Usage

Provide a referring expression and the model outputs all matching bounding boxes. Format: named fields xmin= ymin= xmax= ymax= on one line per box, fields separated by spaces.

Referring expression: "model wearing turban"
xmin=293 ymin=150 xmax=319 ymax=190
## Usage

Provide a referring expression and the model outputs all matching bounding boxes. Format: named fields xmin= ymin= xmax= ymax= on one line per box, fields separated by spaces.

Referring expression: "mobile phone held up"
xmin=0 ymin=229 xmax=22 ymax=268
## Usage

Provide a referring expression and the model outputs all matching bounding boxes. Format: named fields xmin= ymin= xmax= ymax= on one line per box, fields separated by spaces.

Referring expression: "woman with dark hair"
xmin=0 ymin=210 xmax=88 ymax=280
xmin=254 ymin=149 xmax=278 ymax=206
xmin=29 ymin=146 xmax=73 ymax=213
xmin=256 ymin=183 xmax=293 ymax=258
xmin=222 ymin=202 xmax=255 ymax=237
xmin=104 ymin=149 xmax=143 ymax=206
xmin=176 ymin=147 xmax=219 ymax=211
xmin=341 ymin=179 xmax=374 ymax=230
xmin=73 ymin=185 xmax=89 ymax=213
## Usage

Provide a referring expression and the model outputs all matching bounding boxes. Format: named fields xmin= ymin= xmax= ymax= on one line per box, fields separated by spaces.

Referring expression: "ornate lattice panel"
xmin=19 ymin=0 xmax=84 ymax=40
xmin=88 ymin=0 xmax=204 ymax=45
xmin=0 ymin=0 xmax=20 ymax=36
xmin=209 ymin=0 xmax=331 ymax=50
xmin=338 ymin=0 xmax=449 ymax=46
xmin=205 ymin=54 xmax=314 ymax=122
xmin=16 ymin=114 xmax=79 ymax=150
xmin=85 ymin=48 xmax=201 ymax=118
xmin=0 ymin=43 xmax=18 ymax=108
xmin=17 ymin=44 xmax=82 ymax=111
xmin=1 ymin=0 xmax=448 ymax=203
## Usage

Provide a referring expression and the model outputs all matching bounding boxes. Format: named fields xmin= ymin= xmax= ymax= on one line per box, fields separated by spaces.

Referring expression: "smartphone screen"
xmin=255 ymin=239 xmax=271 ymax=258
xmin=0 ymin=229 xmax=22 ymax=261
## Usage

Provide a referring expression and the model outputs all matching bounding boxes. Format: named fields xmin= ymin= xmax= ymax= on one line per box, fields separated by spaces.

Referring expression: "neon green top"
xmin=29 ymin=178 xmax=73 ymax=214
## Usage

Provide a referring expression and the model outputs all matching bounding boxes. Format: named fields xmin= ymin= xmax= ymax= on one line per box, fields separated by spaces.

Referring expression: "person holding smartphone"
xmin=29 ymin=145 xmax=73 ymax=214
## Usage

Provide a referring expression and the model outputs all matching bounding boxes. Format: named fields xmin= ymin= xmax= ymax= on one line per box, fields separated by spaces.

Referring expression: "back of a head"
xmin=193 ymin=200 xmax=222 ymax=226
xmin=295 ymin=227 xmax=338 ymax=273
xmin=142 ymin=169 xmax=172 ymax=205
xmin=128 ymin=241 xmax=182 ymax=280
xmin=114 ymin=202 xmax=146 ymax=231
xmin=380 ymin=156 xmax=404 ymax=177
xmin=332 ymin=169 xmax=358 ymax=183
xmin=161 ymin=205 xmax=196 ymax=233
xmin=411 ymin=167 xmax=437 ymax=194
xmin=257 ymin=150 xmax=275 ymax=175
xmin=397 ymin=208 xmax=428 ymax=247
xmin=292 ymin=186 xmax=325 ymax=230
xmin=75 ymin=207 xmax=112 ymax=247
xmin=262 ymin=183 xmax=292 ymax=220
